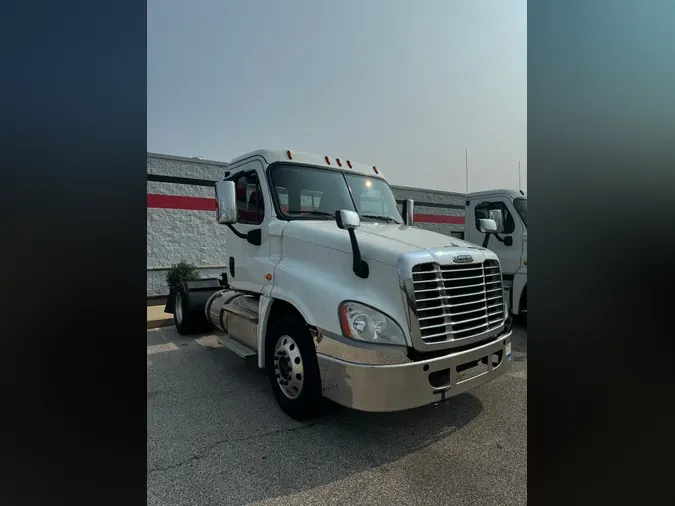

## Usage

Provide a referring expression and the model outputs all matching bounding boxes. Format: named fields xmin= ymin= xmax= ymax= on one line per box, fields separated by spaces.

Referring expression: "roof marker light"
xmin=325 ymin=156 xmax=331 ymax=165
xmin=336 ymin=158 xmax=342 ymax=167
xmin=373 ymin=166 xmax=379 ymax=174
xmin=347 ymin=160 xmax=353 ymax=169
xmin=286 ymin=150 xmax=293 ymax=160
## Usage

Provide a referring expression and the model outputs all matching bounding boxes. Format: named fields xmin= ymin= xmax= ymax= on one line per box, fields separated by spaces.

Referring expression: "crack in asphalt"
xmin=147 ymin=421 xmax=316 ymax=475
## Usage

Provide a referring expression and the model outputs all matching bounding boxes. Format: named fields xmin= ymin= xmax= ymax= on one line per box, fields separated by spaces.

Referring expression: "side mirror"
xmin=402 ymin=199 xmax=414 ymax=225
xmin=488 ymin=209 xmax=505 ymax=234
xmin=479 ymin=218 xmax=498 ymax=234
xmin=336 ymin=209 xmax=360 ymax=230
xmin=215 ymin=181 xmax=238 ymax=225
xmin=335 ymin=209 xmax=368 ymax=279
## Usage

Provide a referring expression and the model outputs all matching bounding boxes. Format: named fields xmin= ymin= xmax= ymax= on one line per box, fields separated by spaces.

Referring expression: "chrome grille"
xmin=411 ymin=260 xmax=505 ymax=344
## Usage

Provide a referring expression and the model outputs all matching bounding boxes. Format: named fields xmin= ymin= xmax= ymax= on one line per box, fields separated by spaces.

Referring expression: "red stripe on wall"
xmin=147 ymin=194 xmax=465 ymax=225
xmin=147 ymin=194 xmax=217 ymax=211
xmin=414 ymin=214 xmax=465 ymax=224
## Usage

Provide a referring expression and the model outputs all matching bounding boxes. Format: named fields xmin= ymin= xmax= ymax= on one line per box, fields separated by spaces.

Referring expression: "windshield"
xmin=514 ymin=198 xmax=527 ymax=227
xmin=269 ymin=164 xmax=403 ymax=224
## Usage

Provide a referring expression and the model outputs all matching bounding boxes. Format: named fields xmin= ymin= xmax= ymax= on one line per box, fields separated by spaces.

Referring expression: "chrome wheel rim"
xmin=274 ymin=335 xmax=304 ymax=399
xmin=175 ymin=293 xmax=183 ymax=325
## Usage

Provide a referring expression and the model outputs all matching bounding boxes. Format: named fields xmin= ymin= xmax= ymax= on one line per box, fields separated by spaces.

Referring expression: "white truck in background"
xmin=165 ymin=149 xmax=513 ymax=420
xmin=449 ymin=190 xmax=528 ymax=323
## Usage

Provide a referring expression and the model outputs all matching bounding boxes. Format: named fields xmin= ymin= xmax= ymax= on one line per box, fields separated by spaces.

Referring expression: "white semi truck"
xmin=448 ymin=189 xmax=527 ymax=323
xmin=166 ymin=150 xmax=514 ymax=420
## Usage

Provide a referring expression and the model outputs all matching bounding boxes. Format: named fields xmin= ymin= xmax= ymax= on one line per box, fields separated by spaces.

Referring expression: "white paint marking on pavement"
xmin=195 ymin=335 xmax=224 ymax=349
xmin=147 ymin=343 xmax=179 ymax=355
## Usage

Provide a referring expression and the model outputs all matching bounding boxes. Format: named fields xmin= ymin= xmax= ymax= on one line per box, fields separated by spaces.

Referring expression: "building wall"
xmin=147 ymin=153 xmax=467 ymax=297
xmin=147 ymin=154 xmax=230 ymax=297
xmin=390 ymin=185 xmax=466 ymax=237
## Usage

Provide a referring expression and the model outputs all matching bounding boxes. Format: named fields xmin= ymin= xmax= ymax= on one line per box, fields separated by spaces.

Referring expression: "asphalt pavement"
xmin=147 ymin=324 xmax=527 ymax=506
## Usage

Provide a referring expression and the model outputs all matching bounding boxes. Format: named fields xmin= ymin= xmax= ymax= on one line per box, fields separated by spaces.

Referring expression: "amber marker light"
xmin=338 ymin=304 xmax=353 ymax=338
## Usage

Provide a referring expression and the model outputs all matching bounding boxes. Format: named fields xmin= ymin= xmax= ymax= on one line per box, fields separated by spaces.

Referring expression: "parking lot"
xmin=147 ymin=324 xmax=527 ymax=506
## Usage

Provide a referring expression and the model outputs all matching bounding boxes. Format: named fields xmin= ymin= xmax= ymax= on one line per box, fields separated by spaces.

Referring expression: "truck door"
xmin=471 ymin=199 xmax=523 ymax=276
xmin=225 ymin=160 xmax=270 ymax=293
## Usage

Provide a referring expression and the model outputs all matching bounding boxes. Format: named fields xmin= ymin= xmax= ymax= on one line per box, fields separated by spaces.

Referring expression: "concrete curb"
xmin=147 ymin=318 xmax=173 ymax=330
xmin=147 ymin=305 xmax=173 ymax=330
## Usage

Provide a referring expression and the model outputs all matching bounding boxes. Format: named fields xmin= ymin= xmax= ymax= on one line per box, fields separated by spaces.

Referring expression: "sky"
xmin=147 ymin=0 xmax=526 ymax=192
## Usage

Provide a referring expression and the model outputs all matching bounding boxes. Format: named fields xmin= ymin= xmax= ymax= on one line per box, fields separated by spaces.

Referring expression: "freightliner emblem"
xmin=453 ymin=254 xmax=474 ymax=264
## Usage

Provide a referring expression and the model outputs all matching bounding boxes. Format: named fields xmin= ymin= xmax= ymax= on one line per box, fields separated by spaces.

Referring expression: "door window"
xmin=233 ymin=171 xmax=264 ymax=224
xmin=475 ymin=202 xmax=516 ymax=234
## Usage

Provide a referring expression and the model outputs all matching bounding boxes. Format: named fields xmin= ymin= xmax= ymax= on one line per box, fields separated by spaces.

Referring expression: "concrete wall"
xmin=147 ymin=153 xmax=466 ymax=297
xmin=147 ymin=154 xmax=230 ymax=297
xmin=391 ymin=185 xmax=466 ymax=237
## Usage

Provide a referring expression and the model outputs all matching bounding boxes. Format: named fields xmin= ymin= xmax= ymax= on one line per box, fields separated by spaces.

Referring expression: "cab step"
xmin=217 ymin=333 xmax=258 ymax=358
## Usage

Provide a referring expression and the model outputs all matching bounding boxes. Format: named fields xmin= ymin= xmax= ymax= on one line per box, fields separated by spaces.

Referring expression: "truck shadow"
xmin=511 ymin=322 xmax=527 ymax=354
xmin=210 ymin=352 xmax=485 ymax=503
xmin=252 ymin=396 xmax=483 ymax=504
xmin=149 ymin=330 xmax=508 ymax=504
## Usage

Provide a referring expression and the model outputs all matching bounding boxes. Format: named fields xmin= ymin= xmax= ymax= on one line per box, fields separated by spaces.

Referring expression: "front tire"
xmin=265 ymin=316 xmax=323 ymax=420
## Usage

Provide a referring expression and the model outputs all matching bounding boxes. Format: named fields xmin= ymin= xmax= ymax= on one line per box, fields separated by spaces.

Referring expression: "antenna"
xmin=518 ymin=161 xmax=521 ymax=189
xmin=465 ymin=149 xmax=469 ymax=194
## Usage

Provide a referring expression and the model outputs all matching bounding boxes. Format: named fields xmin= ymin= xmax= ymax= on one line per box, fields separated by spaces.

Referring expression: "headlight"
xmin=338 ymin=301 xmax=406 ymax=346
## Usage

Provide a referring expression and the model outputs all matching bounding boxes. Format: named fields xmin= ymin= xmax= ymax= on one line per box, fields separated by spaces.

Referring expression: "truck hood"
xmin=281 ymin=220 xmax=483 ymax=266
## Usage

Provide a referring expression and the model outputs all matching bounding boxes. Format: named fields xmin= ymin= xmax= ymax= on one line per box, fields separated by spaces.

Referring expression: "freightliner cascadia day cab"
xmin=454 ymin=190 xmax=527 ymax=323
xmin=165 ymin=150 xmax=514 ymax=420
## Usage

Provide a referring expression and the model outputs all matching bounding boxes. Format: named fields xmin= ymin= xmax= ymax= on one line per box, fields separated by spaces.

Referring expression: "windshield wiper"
xmin=360 ymin=214 xmax=401 ymax=224
xmin=295 ymin=211 xmax=335 ymax=219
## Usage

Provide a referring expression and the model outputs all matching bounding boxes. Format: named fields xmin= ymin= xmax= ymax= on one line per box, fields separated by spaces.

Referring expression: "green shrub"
xmin=166 ymin=261 xmax=201 ymax=290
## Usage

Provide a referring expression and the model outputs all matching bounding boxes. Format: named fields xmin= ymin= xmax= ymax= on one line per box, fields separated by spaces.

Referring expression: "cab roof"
xmin=468 ymin=188 xmax=526 ymax=200
xmin=229 ymin=149 xmax=386 ymax=179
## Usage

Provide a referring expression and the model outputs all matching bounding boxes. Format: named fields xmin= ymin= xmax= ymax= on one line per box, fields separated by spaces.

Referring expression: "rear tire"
xmin=265 ymin=316 xmax=323 ymax=420
xmin=173 ymin=290 xmax=211 ymax=336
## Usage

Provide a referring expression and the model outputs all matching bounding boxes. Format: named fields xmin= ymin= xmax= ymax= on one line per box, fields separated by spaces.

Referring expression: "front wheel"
xmin=265 ymin=317 xmax=323 ymax=420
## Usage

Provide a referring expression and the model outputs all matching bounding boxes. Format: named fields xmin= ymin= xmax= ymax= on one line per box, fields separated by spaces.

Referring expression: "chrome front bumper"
xmin=317 ymin=332 xmax=512 ymax=412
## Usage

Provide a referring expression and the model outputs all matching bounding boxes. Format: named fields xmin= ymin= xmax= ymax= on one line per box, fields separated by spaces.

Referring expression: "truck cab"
xmin=465 ymin=189 xmax=527 ymax=318
xmin=167 ymin=150 xmax=514 ymax=420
